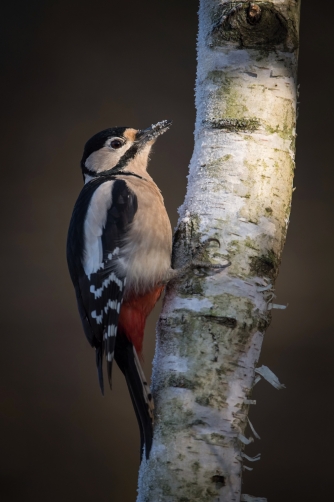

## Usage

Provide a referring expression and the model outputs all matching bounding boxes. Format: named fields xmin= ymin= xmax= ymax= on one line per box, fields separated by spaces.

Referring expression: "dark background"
xmin=1 ymin=1 xmax=332 ymax=501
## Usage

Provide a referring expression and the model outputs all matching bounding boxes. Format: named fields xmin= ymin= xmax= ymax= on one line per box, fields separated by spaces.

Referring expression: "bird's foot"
xmin=166 ymin=238 xmax=230 ymax=284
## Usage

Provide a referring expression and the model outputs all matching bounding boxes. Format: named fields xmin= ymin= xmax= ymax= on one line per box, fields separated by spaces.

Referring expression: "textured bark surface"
xmin=137 ymin=1 xmax=300 ymax=501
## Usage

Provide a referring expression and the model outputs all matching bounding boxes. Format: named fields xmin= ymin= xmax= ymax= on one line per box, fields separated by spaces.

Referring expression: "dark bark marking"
xmin=168 ymin=374 xmax=196 ymax=390
xmin=250 ymin=250 xmax=279 ymax=279
xmin=211 ymin=474 xmax=226 ymax=487
xmin=205 ymin=117 xmax=260 ymax=132
xmin=203 ymin=315 xmax=237 ymax=328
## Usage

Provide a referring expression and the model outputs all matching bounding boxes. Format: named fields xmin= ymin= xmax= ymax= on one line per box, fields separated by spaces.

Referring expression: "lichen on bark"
xmin=137 ymin=1 xmax=300 ymax=501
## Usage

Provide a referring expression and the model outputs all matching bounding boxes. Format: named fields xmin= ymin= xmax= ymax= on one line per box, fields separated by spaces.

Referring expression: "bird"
xmin=67 ymin=120 xmax=174 ymax=459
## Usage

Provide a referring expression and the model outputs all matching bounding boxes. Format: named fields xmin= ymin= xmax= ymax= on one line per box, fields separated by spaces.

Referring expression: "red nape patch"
xmin=118 ymin=285 xmax=165 ymax=356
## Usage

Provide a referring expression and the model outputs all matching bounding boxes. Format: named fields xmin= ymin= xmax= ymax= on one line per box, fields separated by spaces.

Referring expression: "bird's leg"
xmin=165 ymin=238 xmax=230 ymax=284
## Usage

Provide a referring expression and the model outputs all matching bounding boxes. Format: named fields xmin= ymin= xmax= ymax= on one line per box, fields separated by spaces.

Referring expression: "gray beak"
xmin=137 ymin=120 xmax=172 ymax=143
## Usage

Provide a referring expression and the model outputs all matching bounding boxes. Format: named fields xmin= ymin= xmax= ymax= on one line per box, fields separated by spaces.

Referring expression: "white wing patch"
xmin=91 ymin=310 xmax=103 ymax=324
xmin=104 ymin=299 xmax=121 ymax=314
xmin=107 ymin=324 xmax=117 ymax=338
xmin=83 ymin=181 xmax=115 ymax=277
xmin=89 ymin=268 xmax=122 ymax=299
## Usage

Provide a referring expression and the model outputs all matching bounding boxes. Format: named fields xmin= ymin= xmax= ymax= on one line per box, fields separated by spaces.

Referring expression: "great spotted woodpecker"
xmin=67 ymin=121 xmax=173 ymax=459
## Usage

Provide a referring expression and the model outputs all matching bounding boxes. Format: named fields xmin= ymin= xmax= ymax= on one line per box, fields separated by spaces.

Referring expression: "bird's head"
xmin=81 ymin=120 xmax=172 ymax=183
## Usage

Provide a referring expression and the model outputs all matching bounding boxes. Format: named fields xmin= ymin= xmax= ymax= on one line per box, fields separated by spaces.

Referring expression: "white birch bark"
xmin=138 ymin=1 xmax=300 ymax=501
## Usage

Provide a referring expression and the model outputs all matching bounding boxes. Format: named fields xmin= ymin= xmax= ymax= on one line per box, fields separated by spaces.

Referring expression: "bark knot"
xmin=211 ymin=2 xmax=298 ymax=52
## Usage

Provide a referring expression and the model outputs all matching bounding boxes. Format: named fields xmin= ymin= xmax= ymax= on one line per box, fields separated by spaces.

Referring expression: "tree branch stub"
xmin=247 ymin=3 xmax=262 ymax=25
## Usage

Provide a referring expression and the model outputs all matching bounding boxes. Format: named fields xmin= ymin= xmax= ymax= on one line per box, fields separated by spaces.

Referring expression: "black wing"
xmin=67 ymin=177 xmax=137 ymax=393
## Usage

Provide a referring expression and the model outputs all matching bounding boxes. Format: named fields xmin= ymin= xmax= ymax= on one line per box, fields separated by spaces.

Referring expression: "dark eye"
xmin=110 ymin=138 xmax=123 ymax=149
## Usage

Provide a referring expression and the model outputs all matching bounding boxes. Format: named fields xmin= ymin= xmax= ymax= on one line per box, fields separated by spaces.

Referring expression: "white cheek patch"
xmin=83 ymin=181 xmax=115 ymax=277
xmin=85 ymin=140 xmax=133 ymax=174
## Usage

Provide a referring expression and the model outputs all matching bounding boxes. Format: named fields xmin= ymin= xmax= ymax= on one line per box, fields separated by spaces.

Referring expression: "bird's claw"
xmin=192 ymin=237 xmax=221 ymax=263
xmin=168 ymin=238 xmax=230 ymax=283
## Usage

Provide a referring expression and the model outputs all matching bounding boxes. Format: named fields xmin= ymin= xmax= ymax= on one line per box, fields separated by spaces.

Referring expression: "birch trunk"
xmin=138 ymin=1 xmax=300 ymax=501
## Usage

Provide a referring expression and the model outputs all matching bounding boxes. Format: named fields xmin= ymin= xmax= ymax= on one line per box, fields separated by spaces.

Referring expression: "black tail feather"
xmin=107 ymin=358 xmax=113 ymax=389
xmin=96 ymin=346 xmax=104 ymax=395
xmin=115 ymin=335 xmax=154 ymax=460
xmin=104 ymin=326 xmax=116 ymax=390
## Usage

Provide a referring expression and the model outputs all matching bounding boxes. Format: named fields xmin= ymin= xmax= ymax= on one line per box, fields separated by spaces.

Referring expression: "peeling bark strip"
xmin=137 ymin=1 xmax=300 ymax=501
